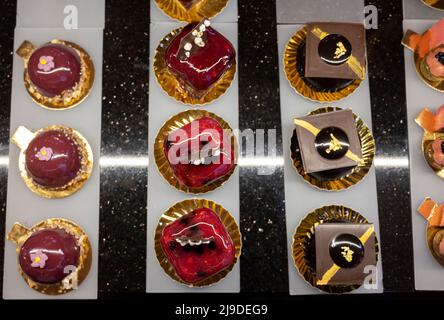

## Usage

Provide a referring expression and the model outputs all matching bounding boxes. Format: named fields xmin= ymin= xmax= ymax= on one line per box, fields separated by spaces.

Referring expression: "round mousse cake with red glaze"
xmin=19 ymin=228 xmax=80 ymax=284
xmin=161 ymin=114 xmax=236 ymax=192
xmin=16 ymin=39 xmax=94 ymax=109
xmin=160 ymin=207 xmax=236 ymax=285
xmin=27 ymin=43 xmax=82 ymax=98
xmin=13 ymin=125 xmax=93 ymax=198
xmin=25 ymin=129 xmax=83 ymax=189
xmin=155 ymin=19 xmax=236 ymax=104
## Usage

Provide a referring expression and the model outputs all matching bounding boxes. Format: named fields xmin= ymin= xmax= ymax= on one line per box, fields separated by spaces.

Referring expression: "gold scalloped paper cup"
xmin=154 ymin=198 xmax=242 ymax=287
xmin=283 ymin=26 xmax=362 ymax=103
xmin=155 ymin=0 xmax=230 ymax=22
xmin=290 ymin=106 xmax=375 ymax=191
xmin=16 ymin=40 xmax=95 ymax=110
xmin=292 ymin=205 xmax=379 ymax=294
xmin=421 ymin=0 xmax=444 ymax=11
xmin=153 ymin=26 xmax=236 ymax=106
xmin=12 ymin=125 xmax=94 ymax=199
xmin=7 ymin=218 xmax=92 ymax=295
xmin=154 ymin=109 xmax=238 ymax=194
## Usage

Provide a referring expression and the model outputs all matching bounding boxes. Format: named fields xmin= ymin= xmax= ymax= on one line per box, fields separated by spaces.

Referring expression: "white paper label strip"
xmin=403 ymin=19 xmax=444 ymax=291
xmin=3 ymin=0 xmax=104 ymax=299
xmin=146 ymin=22 xmax=240 ymax=293
xmin=277 ymin=24 xmax=383 ymax=295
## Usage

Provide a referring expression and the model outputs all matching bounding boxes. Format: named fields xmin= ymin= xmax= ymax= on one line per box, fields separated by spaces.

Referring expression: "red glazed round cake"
xmin=25 ymin=129 xmax=83 ymax=189
xmin=27 ymin=43 xmax=81 ymax=97
xmin=19 ymin=228 xmax=80 ymax=284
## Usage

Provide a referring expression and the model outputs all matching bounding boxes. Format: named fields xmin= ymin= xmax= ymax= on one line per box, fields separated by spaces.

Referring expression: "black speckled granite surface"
xmin=0 ymin=0 xmax=438 ymax=304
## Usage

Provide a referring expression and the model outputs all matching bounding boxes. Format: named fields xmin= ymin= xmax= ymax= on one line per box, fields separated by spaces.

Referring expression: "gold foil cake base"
xmin=17 ymin=39 xmax=95 ymax=110
xmin=12 ymin=125 xmax=94 ymax=199
xmin=7 ymin=218 xmax=92 ymax=295
xmin=290 ymin=106 xmax=375 ymax=191
xmin=422 ymin=0 xmax=444 ymax=10
xmin=154 ymin=109 xmax=237 ymax=194
xmin=154 ymin=198 xmax=242 ymax=287
xmin=283 ymin=26 xmax=362 ymax=102
xmin=292 ymin=205 xmax=379 ymax=294
xmin=154 ymin=26 xmax=236 ymax=106
xmin=155 ymin=0 xmax=230 ymax=22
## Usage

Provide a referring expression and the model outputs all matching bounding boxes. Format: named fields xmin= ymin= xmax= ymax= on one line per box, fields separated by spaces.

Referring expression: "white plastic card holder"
xmin=276 ymin=0 xmax=364 ymax=24
xmin=150 ymin=0 xmax=238 ymax=23
xmin=277 ymin=24 xmax=383 ymax=295
xmin=17 ymin=0 xmax=105 ymax=28
xmin=146 ymin=21 xmax=240 ymax=293
xmin=403 ymin=19 xmax=444 ymax=291
xmin=3 ymin=0 xmax=104 ymax=300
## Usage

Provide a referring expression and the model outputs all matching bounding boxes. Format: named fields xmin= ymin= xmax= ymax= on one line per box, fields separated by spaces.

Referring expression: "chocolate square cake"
xmin=294 ymin=109 xmax=362 ymax=174
xmin=305 ymin=22 xmax=366 ymax=80
xmin=315 ymin=223 xmax=376 ymax=286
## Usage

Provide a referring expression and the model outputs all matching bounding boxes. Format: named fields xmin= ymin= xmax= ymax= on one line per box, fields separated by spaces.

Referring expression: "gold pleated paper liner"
xmin=421 ymin=132 xmax=444 ymax=179
xmin=283 ymin=26 xmax=362 ymax=102
xmin=12 ymin=125 xmax=94 ymax=199
xmin=422 ymin=0 xmax=444 ymax=10
xmin=7 ymin=218 xmax=92 ymax=295
xmin=154 ymin=109 xmax=238 ymax=194
xmin=16 ymin=39 xmax=95 ymax=110
xmin=154 ymin=26 xmax=236 ymax=106
xmin=155 ymin=0 xmax=230 ymax=22
xmin=292 ymin=205 xmax=379 ymax=294
xmin=154 ymin=198 xmax=242 ymax=287
xmin=290 ymin=107 xmax=375 ymax=191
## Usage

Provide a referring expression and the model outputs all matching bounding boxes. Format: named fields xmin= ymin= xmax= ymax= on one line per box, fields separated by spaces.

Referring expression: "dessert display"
xmin=16 ymin=40 xmax=94 ymax=109
xmin=284 ymin=22 xmax=366 ymax=102
xmin=290 ymin=107 xmax=374 ymax=191
xmin=418 ymin=198 xmax=444 ymax=267
xmin=415 ymin=105 xmax=444 ymax=178
xmin=292 ymin=205 xmax=378 ymax=293
xmin=154 ymin=19 xmax=236 ymax=105
xmin=155 ymin=199 xmax=241 ymax=287
xmin=154 ymin=0 xmax=230 ymax=23
xmin=421 ymin=0 xmax=444 ymax=10
xmin=155 ymin=109 xmax=237 ymax=193
xmin=403 ymin=19 xmax=444 ymax=92
xmin=12 ymin=125 xmax=93 ymax=198
xmin=7 ymin=218 xmax=92 ymax=295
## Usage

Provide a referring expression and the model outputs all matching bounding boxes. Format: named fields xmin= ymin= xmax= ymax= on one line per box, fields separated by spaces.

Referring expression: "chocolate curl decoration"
xmin=415 ymin=106 xmax=444 ymax=133
xmin=418 ymin=198 xmax=444 ymax=227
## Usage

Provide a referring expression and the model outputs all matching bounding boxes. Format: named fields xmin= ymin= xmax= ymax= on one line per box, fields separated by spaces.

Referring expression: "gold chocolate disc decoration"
xmin=154 ymin=109 xmax=237 ymax=194
xmin=16 ymin=40 xmax=95 ymax=110
xmin=153 ymin=26 xmax=236 ymax=106
xmin=292 ymin=205 xmax=379 ymax=294
xmin=421 ymin=0 xmax=444 ymax=11
xmin=154 ymin=198 xmax=242 ymax=287
xmin=7 ymin=218 xmax=92 ymax=295
xmin=12 ymin=125 xmax=94 ymax=199
xmin=154 ymin=0 xmax=230 ymax=22
xmin=283 ymin=26 xmax=362 ymax=102
xmin=290 ymin=107 xmax=375 ymax=191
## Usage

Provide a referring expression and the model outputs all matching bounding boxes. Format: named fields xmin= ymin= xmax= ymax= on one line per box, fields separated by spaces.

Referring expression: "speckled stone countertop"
xmin=0 ymin=0 xmax=434 ymax=304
